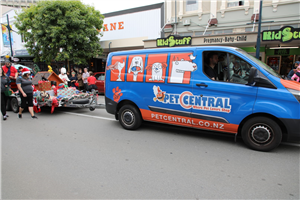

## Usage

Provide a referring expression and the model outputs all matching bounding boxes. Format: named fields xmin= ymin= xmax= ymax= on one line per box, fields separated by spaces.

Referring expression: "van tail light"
xmin=287 ymin=88 xmax=300 ymax=103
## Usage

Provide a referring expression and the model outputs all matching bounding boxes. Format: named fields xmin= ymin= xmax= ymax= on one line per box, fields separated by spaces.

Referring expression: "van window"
xmin=203 ymin=51 xmax=252 ymax=84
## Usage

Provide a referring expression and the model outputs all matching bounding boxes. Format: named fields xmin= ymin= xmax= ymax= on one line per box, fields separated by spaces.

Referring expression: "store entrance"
xmin=280 ymin=56 xmax=294 ymax=77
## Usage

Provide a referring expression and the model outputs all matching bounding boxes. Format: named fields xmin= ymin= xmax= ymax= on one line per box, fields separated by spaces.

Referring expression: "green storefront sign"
xmin=262 ymin=26 xmax=300 ymax=43
xmin=156 ymin=35 xmax=192 ymax=47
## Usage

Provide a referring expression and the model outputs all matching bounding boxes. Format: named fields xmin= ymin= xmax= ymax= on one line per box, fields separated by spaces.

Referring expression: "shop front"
xmin=262 ymin=25 xmax=300 ymax=77
xmin=144 ymin=32 xmax=265 ymax=60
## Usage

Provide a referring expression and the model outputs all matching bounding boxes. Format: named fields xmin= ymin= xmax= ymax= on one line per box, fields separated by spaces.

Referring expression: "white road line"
xmin=281 ymin=142 xmax=300 ymax=147
xmin=62 ymin=112 xmax=300 ymax=147
xmin=62 ymin=112 xmax=115 ymax=121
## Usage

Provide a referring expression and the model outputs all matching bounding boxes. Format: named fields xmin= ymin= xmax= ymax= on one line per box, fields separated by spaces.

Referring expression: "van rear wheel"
xmin=241 ymin=117 xmax=282 ymax=151
xmin=119 ymin=105 xmax=142 ymax=130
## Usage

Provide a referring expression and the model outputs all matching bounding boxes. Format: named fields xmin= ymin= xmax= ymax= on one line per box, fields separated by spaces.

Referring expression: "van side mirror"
xmin=247 ymin=67 xmax=257 ymax=86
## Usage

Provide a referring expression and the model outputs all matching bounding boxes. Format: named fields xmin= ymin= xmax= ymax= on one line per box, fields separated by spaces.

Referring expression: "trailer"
xmin=6 ymin=89 xmax=104 ymax=113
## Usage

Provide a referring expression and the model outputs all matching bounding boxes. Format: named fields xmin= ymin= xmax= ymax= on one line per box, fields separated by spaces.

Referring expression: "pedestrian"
xmin=77 ymin=68 xmax=84 ymax=91
xmin=287 ymin=61 xmax=300 ymax=80
xmin=70 ymin=71 xmax=78 ymax=88
xmin=1 ymin=67 xmax=10 ymax=120
xmin=16 ymin=68 xmax=38 ymax=119
xmin=87 ymin=71 xmax=98 ymax=91
xmin=2 ymin=60 xmax=18 ymax=81
xmin=82 ymin=67 xmax=89 ymax=92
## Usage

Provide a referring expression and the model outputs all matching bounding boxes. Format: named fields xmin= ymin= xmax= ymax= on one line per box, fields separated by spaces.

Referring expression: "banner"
xmin=2 ymin=24 xmax=13 ymax=47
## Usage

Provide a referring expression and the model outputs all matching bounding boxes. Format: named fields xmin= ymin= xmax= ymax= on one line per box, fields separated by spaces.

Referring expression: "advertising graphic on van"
xmin=113 ymin=87 xmax=123 ymax=102
xmin=168 ymin=53 xmax=197 ymax=84
xmin=262 ymin=26 xmax=300 ymax=43
xmin=145 ymin=54 xmax=168 ymax=83
xmin=153 ymin=86 xmax=232 ymax=113
xmin=106 ymin=56 xmax=127 ymax=82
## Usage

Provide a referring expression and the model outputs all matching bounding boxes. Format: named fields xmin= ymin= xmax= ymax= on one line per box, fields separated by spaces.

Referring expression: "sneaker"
xmin=3 ymin=116 xmax=7 ymax=120
xmin=31 ymin=116 xmax=38 ymax=119
xmin=4 ymin=114 xmax=9 ymax=118
xmin=18 ymin=114 xmax=22 ymax=118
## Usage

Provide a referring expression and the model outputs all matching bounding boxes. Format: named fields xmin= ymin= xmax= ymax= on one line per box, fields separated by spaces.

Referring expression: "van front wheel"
xmin=241 ymin=117 xmax=282 ymax=151
xmin=119 ymin=105 xmax=142 ymax=130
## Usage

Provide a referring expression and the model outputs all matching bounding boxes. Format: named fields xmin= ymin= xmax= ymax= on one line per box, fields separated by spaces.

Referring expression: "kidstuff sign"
xmin=262 ymin=26 xmax=300 ymax=43
xmin=156 ymin=35 xmax=192 ymax=47
xmin=153 ymin=86 xmax=232 ymax=113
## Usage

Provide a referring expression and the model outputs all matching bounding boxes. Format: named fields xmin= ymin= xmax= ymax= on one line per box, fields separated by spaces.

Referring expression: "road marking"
xmin=62 ymin=112 xmax=115 ymax=121
xmin=281 ymin=142 xmax=300 ymax=147
xmin=62 ymin=112 xmax=300 ymax=147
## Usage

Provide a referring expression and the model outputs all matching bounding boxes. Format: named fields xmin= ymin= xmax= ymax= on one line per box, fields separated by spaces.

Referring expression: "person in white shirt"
xmin=82 ymin=67 xmax=90 ymax=91
xmin=59 ymin=67 xmax=70 ymax=85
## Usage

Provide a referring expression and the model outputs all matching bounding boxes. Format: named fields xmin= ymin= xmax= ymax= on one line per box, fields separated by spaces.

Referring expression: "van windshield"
xmin=236 ymin=49 xmax=281 ymax=79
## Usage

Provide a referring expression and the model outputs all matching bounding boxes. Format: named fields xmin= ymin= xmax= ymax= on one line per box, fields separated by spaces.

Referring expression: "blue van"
xmin=105 ymin=46 xmax=300 ymax=151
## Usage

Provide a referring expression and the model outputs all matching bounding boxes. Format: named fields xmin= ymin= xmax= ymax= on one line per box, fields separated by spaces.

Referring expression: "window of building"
xmin=179 ymin=32 xmax=193 ymax=37
xmin=186 ymin=0 xmax=198 ymax=12
xmin=245 ymin=27 xmax=253 ymax=32
xmin=195 ymin=31 xmax=213 ymax=36
xmin=269 ymin=25 xmax=281 ymax=30
xmin=214 ymin=29 xmax=233 ymax=35
xmin=227 ymin=0 xmax=244 ymax=7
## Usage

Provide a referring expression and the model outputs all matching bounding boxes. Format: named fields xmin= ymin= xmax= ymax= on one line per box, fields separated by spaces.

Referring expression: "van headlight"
xmin=287 ymin=88 xmax=300 ymax=103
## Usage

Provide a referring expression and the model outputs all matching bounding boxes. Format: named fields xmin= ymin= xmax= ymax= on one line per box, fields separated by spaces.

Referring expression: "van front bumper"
xmin=280 ymin=118 xmax=300 ymax=142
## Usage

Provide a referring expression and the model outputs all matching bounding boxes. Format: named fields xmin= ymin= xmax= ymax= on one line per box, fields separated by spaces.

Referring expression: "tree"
xmin=14 ymin=0 xmax=104 ymax=67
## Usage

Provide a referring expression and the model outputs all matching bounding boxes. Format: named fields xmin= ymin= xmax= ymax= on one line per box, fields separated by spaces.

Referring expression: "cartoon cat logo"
xmin=153 ymin=85 xmax=165 ymax=102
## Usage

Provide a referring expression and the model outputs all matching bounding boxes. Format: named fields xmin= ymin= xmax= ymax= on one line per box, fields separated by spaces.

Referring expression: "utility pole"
xmin=255 ymin=0 xmax=263 ymax=59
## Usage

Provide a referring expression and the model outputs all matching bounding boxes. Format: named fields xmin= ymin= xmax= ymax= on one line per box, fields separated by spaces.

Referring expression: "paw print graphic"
xmin=113 ymin=86 xmax=123 ymax=102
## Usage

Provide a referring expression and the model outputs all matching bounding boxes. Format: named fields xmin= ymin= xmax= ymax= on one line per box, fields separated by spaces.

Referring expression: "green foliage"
xmin=14 ymin=0 xmax=104 ymax=65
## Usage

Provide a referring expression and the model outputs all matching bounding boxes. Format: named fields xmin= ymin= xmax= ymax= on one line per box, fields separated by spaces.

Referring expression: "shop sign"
xmin=203 ymin=35 xmax=247 ymax=44
xmin=262 ymin=26 xmax=300 ymax=43
xmin=14 ymin=49 xmax=30 ymax=56
xmin=274 ymin=49 xmax=290 ymax=55
xmin=156 ymin=35 xmax=192 ymax=47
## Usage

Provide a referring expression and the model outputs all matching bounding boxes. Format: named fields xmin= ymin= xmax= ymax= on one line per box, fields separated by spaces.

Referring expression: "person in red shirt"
xmin=2 ymin=61 xmax=18 ymax=80
xmin=87 ymin=71 xmax=98 ymax=92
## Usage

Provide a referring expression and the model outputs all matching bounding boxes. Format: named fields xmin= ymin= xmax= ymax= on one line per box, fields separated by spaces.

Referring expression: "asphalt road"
xmin=1 ymin=95 xmax=299 ymax=199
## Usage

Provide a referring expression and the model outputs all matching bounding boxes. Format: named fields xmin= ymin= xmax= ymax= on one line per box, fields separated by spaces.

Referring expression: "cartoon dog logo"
xmin=153 ymin=85 xmax=165 ymax=102
xmin=146 ymin=62 xmax=167 ymax=81
xmin=169 ymin=54 xmax=197 ymax=83
xmin=128 ymin=56 xmax=143 ymax=81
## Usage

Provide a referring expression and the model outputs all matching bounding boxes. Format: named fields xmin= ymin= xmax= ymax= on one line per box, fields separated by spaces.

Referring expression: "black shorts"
xmin=20 ymin=93 xmax=33 ymax=108
xmin=87 ymin=84 xmax=98 ymax=91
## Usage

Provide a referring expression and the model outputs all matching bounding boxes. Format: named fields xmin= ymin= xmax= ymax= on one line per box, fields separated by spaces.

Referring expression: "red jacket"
xmin=2 ymin=65 xmax=18 ymax=78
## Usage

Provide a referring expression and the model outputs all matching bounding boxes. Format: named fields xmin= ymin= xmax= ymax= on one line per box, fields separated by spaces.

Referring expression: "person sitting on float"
xmin=58 ymin=67 xmax=70 ymax=85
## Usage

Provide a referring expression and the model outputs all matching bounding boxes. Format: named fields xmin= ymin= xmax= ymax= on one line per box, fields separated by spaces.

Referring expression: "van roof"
xmin=108 ymin=46 xmax=240 ymax=56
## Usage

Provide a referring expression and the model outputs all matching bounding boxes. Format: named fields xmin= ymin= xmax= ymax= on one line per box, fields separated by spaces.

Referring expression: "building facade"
xmin=1 ymin=0 xmax=39 ymax=8
xmin=144 ymin=0 xmax=300 ymax=76
xmin=95 ymin=3 xmax=165 ymax=72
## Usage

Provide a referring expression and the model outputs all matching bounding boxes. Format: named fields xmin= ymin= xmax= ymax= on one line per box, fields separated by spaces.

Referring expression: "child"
xmin=291 ymin=65 xmax=300 ymax=82
xmin=69 ymin=72 xmax=78 ymax=88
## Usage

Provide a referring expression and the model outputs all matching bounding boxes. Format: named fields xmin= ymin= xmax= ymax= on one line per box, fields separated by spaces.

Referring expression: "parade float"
xmin=7 ymin=67 xmax=104 ymax=114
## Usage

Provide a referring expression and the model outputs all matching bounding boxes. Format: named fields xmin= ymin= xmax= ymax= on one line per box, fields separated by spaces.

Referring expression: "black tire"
xmin=6 ymin=98 xmax=12 ymax=111
xmin=89 ymin=107 xmax=95 ymax=111
xmin=11 ymin=97 xmax=19 ymax=113
xmin=241 ymin=117 xmax=282 ymax=151
xmin=118 ymin=104 xmax=142 ymax=130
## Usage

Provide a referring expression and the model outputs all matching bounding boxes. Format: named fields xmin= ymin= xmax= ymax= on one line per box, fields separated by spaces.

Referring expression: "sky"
xmin=81 ymin=0 xmax=164 ymax=14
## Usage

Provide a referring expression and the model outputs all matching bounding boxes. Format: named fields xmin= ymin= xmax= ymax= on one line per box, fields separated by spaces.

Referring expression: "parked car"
xmin=94 ymin=72 xmax=105 ymax=94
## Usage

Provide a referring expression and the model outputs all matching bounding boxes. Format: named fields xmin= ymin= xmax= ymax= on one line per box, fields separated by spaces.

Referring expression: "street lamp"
xmin=255 ymin=0 xmax=263 ymax=59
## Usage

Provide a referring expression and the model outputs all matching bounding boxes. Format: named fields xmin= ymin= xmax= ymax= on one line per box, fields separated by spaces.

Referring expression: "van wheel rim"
xmin=122 ymin=110 xmax=134 ymax=126
xmin=250 ymin=124 xmax=272 ymax=144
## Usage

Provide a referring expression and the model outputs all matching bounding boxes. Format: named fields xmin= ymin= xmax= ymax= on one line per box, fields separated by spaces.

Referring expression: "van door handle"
xmin=196 ymin=83 xmax=208 ymax=87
